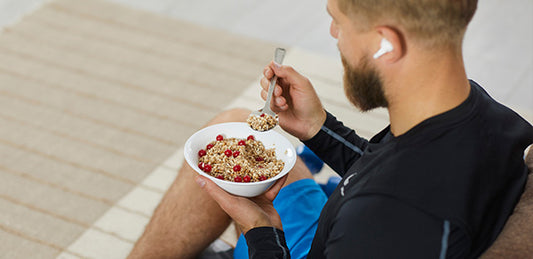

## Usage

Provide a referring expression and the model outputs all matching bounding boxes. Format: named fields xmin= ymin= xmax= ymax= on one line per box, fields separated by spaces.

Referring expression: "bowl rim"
xmin=184 ymin=122 xmax=296 ymax=186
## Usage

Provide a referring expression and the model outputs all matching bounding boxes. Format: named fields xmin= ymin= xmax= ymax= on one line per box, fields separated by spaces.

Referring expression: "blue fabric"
xmin=233 ymin=179 xmax=328 ymax=259
xmin=296 ymin=145 xmax=324 ymax=174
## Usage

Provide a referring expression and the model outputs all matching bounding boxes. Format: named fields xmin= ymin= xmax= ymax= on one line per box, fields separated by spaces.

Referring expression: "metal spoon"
xmin=248 ymin=48 xmax=286 ymax=131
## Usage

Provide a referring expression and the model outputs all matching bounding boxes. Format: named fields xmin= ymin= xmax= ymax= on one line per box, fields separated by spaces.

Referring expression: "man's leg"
xmin=128 ymin=108 xmax=314 ymax=258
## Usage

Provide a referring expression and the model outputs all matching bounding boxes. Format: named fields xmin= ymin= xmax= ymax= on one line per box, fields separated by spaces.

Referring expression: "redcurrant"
xmin=198 ymin=149 xmax=207 ymax=157
xmin=224 ymin=149 xmax=232 ymax=157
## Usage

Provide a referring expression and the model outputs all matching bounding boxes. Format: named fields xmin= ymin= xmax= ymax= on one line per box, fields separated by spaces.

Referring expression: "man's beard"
xmin=341 ymin=55 xmax=388 ymax=111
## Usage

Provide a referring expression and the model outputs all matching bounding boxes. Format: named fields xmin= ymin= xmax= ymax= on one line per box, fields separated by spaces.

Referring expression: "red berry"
xmin=216 ymin=135 xmax=224 ymax=141
xmin=238 ymin=140 xmax=246 ymax=146
xmin=216 ymin=175 xmax=224 ymax=180
xmin=243 ymin=175 xmax=251 ymax=182
xmin=255 ymin=156 xmax=264 ymax=162
xmin=247 ymin=135 xmax=255 ymax=141
xmin=233 ymin=151 xmax=240 ymax=158
xmin=224 ymin=149 xmax=232 ymax=157
xmin=233 ymin=164 xmax=241 ymax=172
xmin=259 ymin=175 xmax=267 ymax=181
xmin=203 ymin=164 xmax=212 ymax=173
xmin=206 ymin=143 xmax=214 ymax=150
xmin=198 ymin=149 xmax=207 ymax=157
xmin=198 ymin=162 xmax=204 ymax=170
xmin=234 ymin=176 xmax=242 ymax=182
xmin=260 ymin=113 xmax=265 ymax=117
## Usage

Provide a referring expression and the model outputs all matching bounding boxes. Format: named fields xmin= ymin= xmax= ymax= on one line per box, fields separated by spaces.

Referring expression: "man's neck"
xmin=386 ymin=48 xmax=471 ymax=136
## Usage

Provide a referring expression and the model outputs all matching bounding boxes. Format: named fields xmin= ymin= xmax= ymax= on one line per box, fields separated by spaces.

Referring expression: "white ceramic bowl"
xmin=184 ymin=122 xmax=296 ymax=197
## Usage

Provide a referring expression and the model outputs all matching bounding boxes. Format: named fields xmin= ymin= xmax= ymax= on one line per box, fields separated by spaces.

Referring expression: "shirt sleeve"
xmin=303 ymin=111 xmax=368 ymax=176
xmin=323 ymin=195 xmax=470 ymax=259
xmin=245 ymin=227 xmax=291 ymax=259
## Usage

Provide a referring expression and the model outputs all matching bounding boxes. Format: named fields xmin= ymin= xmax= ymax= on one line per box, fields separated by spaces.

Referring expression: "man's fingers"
xmin=260 ymin=77 xmax=269 ymax=90
xmin=198 ymin=173 xmax=286 ymax=204
xmin=261 ymin=78 xmax=284 ymax=97
xmin=263 ymin=66 xmax=274 ymax=79
xmin=197 ymin=176 xmax=239 ymax=212
xmin=270 ymin=63 xmax=309 ymax=91
xmin=260 ymin=91 xmax=287 ymax=113
xmin=197 ymin=176 xmax=279 ymax=233
xmin=274 ymin=85 xmax=283 ymax=97
xmin=275 ymin=96 xmax=287 ymax=107
xmin=264 ymin=175 xmax=288 ymax=201
xmin=269 ymin=61 xmax=293 ymax=80
xmin=259 ymin=85 xmax=284 ymax=100
xmin=272 ymin=96 xmax=287 ymax=112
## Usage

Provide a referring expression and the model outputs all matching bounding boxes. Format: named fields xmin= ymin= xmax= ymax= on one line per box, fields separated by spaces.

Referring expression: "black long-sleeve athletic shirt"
xmin=245 ymin=81 xmax=533 ymax=258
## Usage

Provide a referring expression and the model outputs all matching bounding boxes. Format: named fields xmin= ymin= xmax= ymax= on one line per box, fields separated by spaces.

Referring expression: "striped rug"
xmin=0 ymin=0 xmax=276 ymax=257
xmin=0 ymin=0 xmax=392 ymax=258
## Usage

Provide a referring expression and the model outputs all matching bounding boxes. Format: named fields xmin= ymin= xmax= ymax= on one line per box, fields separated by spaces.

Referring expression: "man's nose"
xmin=330 ymin=22 xmax=338 ymax=39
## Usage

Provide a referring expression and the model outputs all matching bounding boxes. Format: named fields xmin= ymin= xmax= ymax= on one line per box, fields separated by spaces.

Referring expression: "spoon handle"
xmin=264 ymin=48 xmax=286 ymax=114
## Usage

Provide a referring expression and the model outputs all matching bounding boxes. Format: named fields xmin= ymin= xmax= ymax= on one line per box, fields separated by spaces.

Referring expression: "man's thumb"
xmin=270 ymin=61 xmax=284 ymax=75
xmin=196 ymin=175 xmax=237 ymax=209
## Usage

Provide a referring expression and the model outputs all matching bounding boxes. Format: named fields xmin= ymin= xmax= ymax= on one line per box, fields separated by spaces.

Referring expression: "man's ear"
xmin=374 ymin=26 xmax=405 ymax=63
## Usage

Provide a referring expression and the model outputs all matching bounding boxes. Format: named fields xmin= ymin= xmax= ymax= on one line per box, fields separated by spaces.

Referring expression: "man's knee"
xmin=206 ymin=108 xmax=251 ymax=126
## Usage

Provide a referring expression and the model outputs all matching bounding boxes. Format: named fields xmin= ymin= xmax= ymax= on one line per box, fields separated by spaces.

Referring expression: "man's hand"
xmin=260 ymin=62 xmax=327 ymax=141
xmin=195 ymin=174 xmax=288 ymax=234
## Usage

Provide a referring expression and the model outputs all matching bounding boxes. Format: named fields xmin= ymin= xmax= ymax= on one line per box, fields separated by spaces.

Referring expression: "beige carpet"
xmin=5 ymin=1 xmax=529 ymax=258
xmin=0 ymin=0 xmax=276 ymax=257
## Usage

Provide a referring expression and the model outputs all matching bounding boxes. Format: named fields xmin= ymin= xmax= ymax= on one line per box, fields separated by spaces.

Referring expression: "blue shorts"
xmin=233 ymin=179 xmax=328 ymax=259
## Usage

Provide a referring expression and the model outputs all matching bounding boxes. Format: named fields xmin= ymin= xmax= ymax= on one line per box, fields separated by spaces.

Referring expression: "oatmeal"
xmin=247 ymin=113 xmax=278 ymax=131
xmin=197 ymin=134 xmax=284 ymax=182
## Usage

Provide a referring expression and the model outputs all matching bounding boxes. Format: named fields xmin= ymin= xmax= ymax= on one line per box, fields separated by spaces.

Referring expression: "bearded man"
xmin=128 ymin=0 xmax=533 ymax=258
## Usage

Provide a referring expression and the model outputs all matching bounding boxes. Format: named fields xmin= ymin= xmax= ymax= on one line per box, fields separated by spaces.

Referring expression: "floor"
xmin=86 ymin=0 xmax=533 ymax=113
xmin=0 ymin=0 xmax=275 ymax=257
xmin=0 ymin=0 xmax=531 ymax=112
xmin=0 ymin=1 xmax=378 ymax=257
xmin=0 ymin=0 xmax=530 ymax=258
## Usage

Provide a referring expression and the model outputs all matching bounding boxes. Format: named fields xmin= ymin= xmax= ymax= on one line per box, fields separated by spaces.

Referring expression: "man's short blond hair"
xmin=338 ymin=0 xmax=478 ymax=48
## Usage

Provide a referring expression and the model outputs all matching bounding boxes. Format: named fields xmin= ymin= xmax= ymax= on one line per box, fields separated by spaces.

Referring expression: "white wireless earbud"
xmin=373 ymin=38 xmax=393 ymax=59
